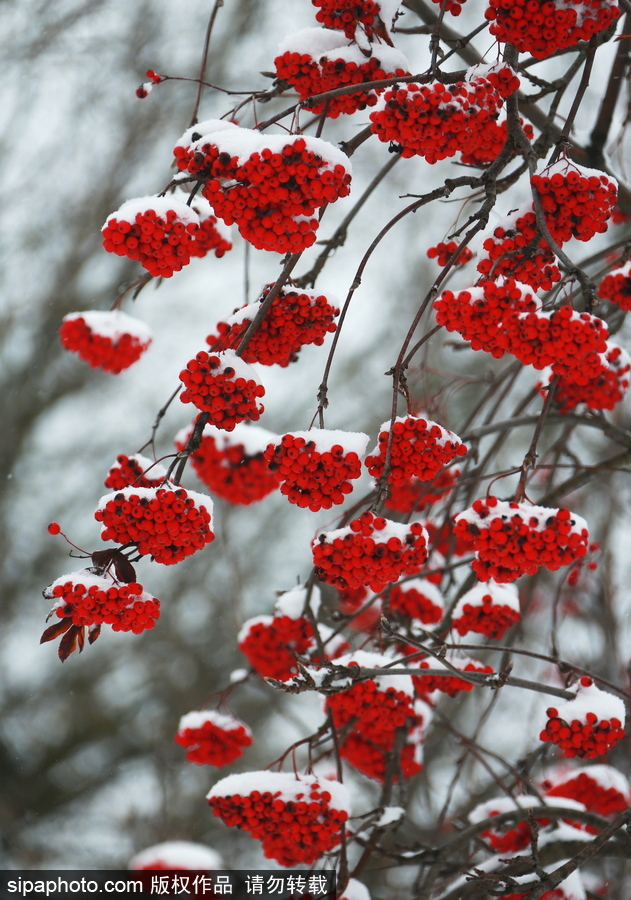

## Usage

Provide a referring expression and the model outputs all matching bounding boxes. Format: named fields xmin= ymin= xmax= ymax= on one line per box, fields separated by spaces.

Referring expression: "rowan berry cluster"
xmin=385 ymin=467 xmax=460 ymax=514
xmin=426 ymin=241 xmax=474 ymax=267
xmin=460 ymin=114 xmax=534 ymax=167
xmin=238 ymin=613 xmax=316 ymax=681
xmin=451 ymin=582 xmax=521 ymax=639
xmin=532 ymin=162 xmax=618 ymax=243
xmin=598 ymin=260 xmax=631 ymax=311
xmin=434 ymin=277 xmax=539 ymax=359
xmin=485 ymin=0 xmax=621 ymax=60
xmin=412 ymin=653 xmax=494 ymax=697
xmin=454 ymin=497 xmax=590 ymax=583
xmin=477 ymin=207 xmax=561 ymax=291
xmin=537 ymin=342 xmax=631 ymax=412
xmin=365 ymin=415 xmax=467 ymax=485
xmin=206 ymin=286 xmax=339 ymax=367
xmin=311 ymin=0 xmax=389 ymax=39
xmin=337 ymin=585 xmax=382 ymax=632
xmin=274 ymin=30 xmax=410 ymax=118
xmin=59 ymin=310 xmax=153 ymax=374
xmin=129 ymin=842 xmax=222 ymax=872
xmin=540 ymin=677 xmax=626 ymax=758
xmin=95 ymin=486 xmax=214 ymax=565
xmin=173 ymin=122 xmax=352 ymax=253
xmin=430 ymin=0 xmax=467 ymax=15
xmin=369 ymin=76 xmax=507 ymax=163
xmin=175 ymin=422 xmax=278 ymax=505
xmin=388 ymin=577 xmax=445 ymax=624
xmin=469 ymin=798 xmax=535 ymax=853
xmin=44 ymin=569 xmax=160 ymax=633
xmin=179 ymin=350 xmax=265 ymax=429
xmin=174 ymin=710 xmax=253 ymax=767
xmin=541 ymin=765 xmax=630 ymax=817
xmin=104 ymin=453 xmax=167 ymax=490
xmin=190 ymin=215 xmax=233 ymax=259
xmin=102 ymin=196 xmax=201 ymax=277
xmin=313 ymin=512 xmax=429 ymax=592
xmin=206 ymin=772 xmax=350 ymax=867
xmin=264 ymin=430 xmax=368 ymax=510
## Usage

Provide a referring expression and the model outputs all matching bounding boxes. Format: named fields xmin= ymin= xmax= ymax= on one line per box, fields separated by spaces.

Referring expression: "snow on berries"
xmin=325 ymin=651 xmax=432 ymax=781
xmin=598 ymin=260 xmax=631 ymax=311
xmin=412 ymin=651 xmax=494 ymax=697
xmin=369 ymin=75 xmax=507 ymax=164
xmin=174 ymin=709 xmax=253 ymax=767
xmin=104 ymin=453 xmax=167 ymax=490
xmin=206 ymin=770 xmax=350 ymax=867
xmin=532 ymin=161 xmax=618 ymax=244
xmin=102 ymin=195 xmax=201 ymax=277
xmin=313 ymin=511 xmax=429 ymax=592
xmin=541 ymin=764 xmax=630 ymax=817
xmin=129 ymin=841 xmax=223 ymax=872
xmin=454 ymin=497 xmax=589 ymax=583
xmin=179 ymin=349 xmax=265 ymax=429
xmin=237 ymin=585 xmax=321 ymax=681
xmin=173 ymin=121 xmax=352 ymax=253
xmin=540 ymin=677 xmax=626 ymax=759
xmin=536 ymin=342 xmax=631 ymax=413
xmin=59 ymin=310 xmax=152 ymax=374
xmin=388 ymin=577 xmax=444 ymax=624
xmin=485 ymin=0 xmax=621 ymax=60
xmin=264 ymin=429 xmax=368 ymax=511
xmin=184 ymin=191 xmax=233 ymax=259
xmin=274 ymin=28 xmax=410 ymax=118
xmin=175 ymin=421 xmax=278 ymax=505
xmin=311 ymin=0 xmax=399 ymax=39
xmin=426 ymin=241 xmax=473 ymax=267
xmin=385 ymin=468 xmax=460 ymax=514
xmin=365 ymin=415 xmax=467 ymax=485
xmin=477 ymin=205 xmax=562 ymax=292
xmin=95 ymin=486 xmax=214 ymax=565
xmin=206 ymin=285 xmax=339 ymax=367
xmin=451 ymin=582 xmax=520 ymax=639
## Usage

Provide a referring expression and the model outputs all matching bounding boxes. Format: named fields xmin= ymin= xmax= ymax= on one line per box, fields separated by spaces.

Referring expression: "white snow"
xmin=275 ymin=583 xmax=321 ymax=619
xmin=332 ymin=649 xmax=415 ymax=697
xmin=177 ymin=709 xmax=251 ymax=736
xmin=340 ymin=880 xmax=371 ymax=900
xmin=538 ymin=680 xmax=626 ymax=730
xmin=237 ymin=614 xmax=273 ymax=646
xmin=394 ymin=577 xmax=444 ymax=611
xmin=175 ymin=421 xmax=278 ymax=458
xmin=277 ymin=27 xmax=409 ymax=74
xmin=103 ymin=194 xmax=200 ymax=229
xmin=129 ymin=840 xmax=223 ymax=871
xmin=454 ymin=500 xmax=588 ymax=538
xmin=277 ymin=428 xmax=369 ymax=457
xmin=96 ymin=484 xmax=213 ymax=516
xmin=315 ymin=517 xmax=429 ymax=551
xmin=63 ymin=309 xmax=153 ymax=343
xmin=375 ymin=806 xmax=405 ymax=828
xmin=452 ymin=582 xmax=520 ymax=617
xmin=542 ymin=763 xmax=630 ymax=798
xmin=207 ymin=770 xmax=351 ymax=814
xmin=206 ymin=348 xmax=264 ymax=387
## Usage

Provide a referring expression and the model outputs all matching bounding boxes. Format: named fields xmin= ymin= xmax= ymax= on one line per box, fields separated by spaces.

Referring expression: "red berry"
xmin=539 ymin=679 xmax=626 ymax=759
xmin=451 ymin=582 xmax=521 ymax=639
xmin=104 ymin=453 xmax=167 ymax=490
xmin=365 ymin=415 xmax=467 ymax=486
xmin=175 ymin=710 xmax=253 ymax=767
xmin=59 ymin=310 xmax=152 ymax=374
xmin=179 ymin=349 xmax=265 ymax=430
xmin=48 ymin=522 xmax=61 ymax=535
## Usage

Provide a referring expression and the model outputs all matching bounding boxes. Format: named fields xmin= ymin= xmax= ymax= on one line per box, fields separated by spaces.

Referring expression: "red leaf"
xmin=40 ymin=618 xmax=72 ymax=644
xmin=88 ymin=625 xmax=101 ymax=645
xmin=58 ymin=625 xmax=82 ymax=661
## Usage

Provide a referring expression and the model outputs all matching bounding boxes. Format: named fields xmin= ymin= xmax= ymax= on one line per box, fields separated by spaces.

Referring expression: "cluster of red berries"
xmin=174 ymin=710 xmax=253 ymax=767
xmin=469 ymin=798 xmax=536 ymax=854
xmin=173 ymin=122 xmax=352 ymax=253
xmin=537 ymin=342 xmax=631 ymax=412
xmin=477 ymin=207 xmax=561 ymax=291
xmin=460 ymin=114 xmax=534 ymax=167
xmin=207 ymin=772 xmax=350 ymax=867
xmin=59 ymin=310 xmax=152 ymax=374
xmin=44 ymin=570 xmax=160 ymax=633
xmin=176 ymin=422 xmax=278 ymax=505
xmin=388 ymin=577 xmax=444 ymax=624
xmin=542 ymin=764 xmax=630 ymax=817
xmin=454 ymin=498 xmax=589 ymax=583
xmin=190 ymin=216 xmax=232 ymax=259
xmin=532 ymin=162 xmax=618 ymax=244
xmin=434 ymin=277 xmax=539 ymax=359
xmin=485 ymin=0 xmax=621 ymax=60
xmin=136 ymin=69 xmax=164 ymax=98
xmin=207 ymin=286 xmax=339 ymax=367
xmin=313 ymin=512 xmax=429 ymax=592
xmin=95 ymin=486 xmax=214 ymax=565
xmin=426 ymin=241 xmax=474 ymax=267
xmin=337 ymin=585 xmax=383 ymax=632
xmin=540 ymin=677 xmax=626 ymax=759
xmin=385 ymin=468 xmax=460 ymax=514
xmin=275 ymin=31 xmax=410 ymax=118
xmin=311 ymin=0 xmax=389 ymax=38
xmin=365 ymin=415 xmax=468 ymax=485
xmin=369 ymin=76 xmax=506 ymax=163
xmin=598 ymin=260 xmax=631 ymax=311
xmin=425 ymin=518 xmax=474 ymax=559
xmin=238 ymin=613 xmax=316 ymax=681
xmin=430 ymin=0 xmax=467 ymax=14
xmin=264 ymin=430 xmax=368 ymax=511
xmin=179 ymin=350 xmax=265 ymax=429
xmin=412 ymin=653 xmax=494 ymax=697
xmin=102 ymin=196 xmax=202 ymax=278
xmin=129 ymin=841 xmax=222 ymax=872
xmin=104 ymin=453 xmax=167 ymax=490
xmin=451 ymin=582 xmax=521 ymax=639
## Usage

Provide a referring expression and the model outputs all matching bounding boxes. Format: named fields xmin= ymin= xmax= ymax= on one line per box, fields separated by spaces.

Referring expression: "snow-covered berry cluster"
xmin=206 ymin=285 xmax=339 ymax=367
xmin=175 ymin=421 xmax=278 ymax=505
xmin=541 ymin=764 xmax=630 ymax=817
xmin=540 ymin=677 xmax=626 ymax=759
xmin=477 ymin=206 xmax=561 ymax=291
xmin=388 ymin=577 xmax=444 ymax=624
xmin=460 ymin=112 xmax=534 ymax=167
xmin=207 ymin=771 xmax=350 ymax=867
xmin=104 ymin=453 xmax=167 ymax=490
xmin=95 ymin=486 xmax=214 ymax=565
xmin=173 ymin=121 xmax=352 ymax=253
xmin=102 ymin=196 xmax=202 ymax=277
xmin=451 ymin=582 xmax=521 ymax=638
xmin=275 ymin=29 xmax=410 ymax=118
xmin=365 ymin=415 xmax=467 ymax=485
xmin=485 ymin=0 xmax=621 ymax=60
xmin=129 ymin=841 xmax=222 ymax=873
xmin=532 ymin=161 xmax=618 ymax=244
xmin=369 ymin=76 xmax=507 ymax=163
xmin=412 ymin=652 xmax=494 ymax=697
xmin=59 ymin=310 xmax=152 ymax=374
xmin=536 ymin=342 xmax=631 ymax=413
xmin=313 ymin=512 xmax=429 ymax=592
xmin=311 ymin=0 xmax=396 ymax=38
xmin=179 ymin=349 xmax=265 ymax=429
xmin=265 ymin=430 xmax=368 ymax=510
xmin=175 ymin=710 xmax=252 ymax=767
xmin=454 ymin=497 xmax=589 ymax=583
xmin=598 ymin=260 xmax=631 ymax=311
xmin=427 ymin=241 xmax=474 ymax=267
xmin=385 ymin=467 xmax=460 ymax=514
